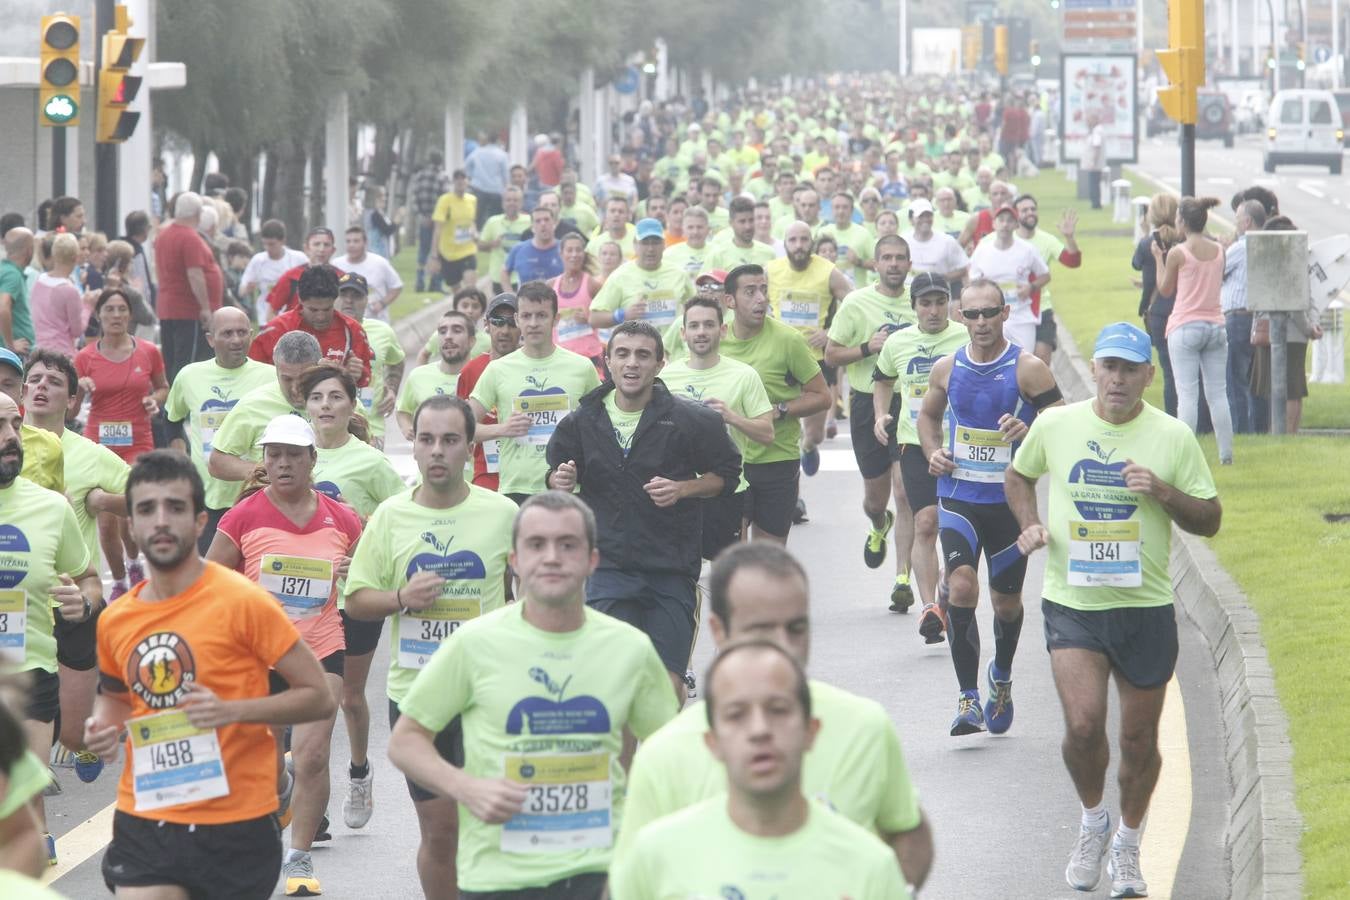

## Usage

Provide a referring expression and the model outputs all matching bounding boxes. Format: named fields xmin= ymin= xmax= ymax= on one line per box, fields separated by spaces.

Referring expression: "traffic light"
xmin=995 ymin=25 xmax=1009 ymax=76
xmin=39 ymin=14 xmax=81 ymax=127
xmin=1156 ymin=0 xmax=1205 ymax=124
xmin=1030 ymin=39 xmax=1041 ymax=69
xmin=96 ymin=7 xmax=144 ymax=143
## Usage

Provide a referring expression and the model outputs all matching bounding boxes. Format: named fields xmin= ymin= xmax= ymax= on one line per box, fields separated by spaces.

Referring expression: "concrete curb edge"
xmin=1053 ymin=325 xmax=1304 ymax=900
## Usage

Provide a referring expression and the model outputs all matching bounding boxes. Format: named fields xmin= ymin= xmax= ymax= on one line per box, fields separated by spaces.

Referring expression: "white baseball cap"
xmin=257 ymin=414 xmax=315 ymax=448
xmin=907 ymin=198 xmax=935 ymax=217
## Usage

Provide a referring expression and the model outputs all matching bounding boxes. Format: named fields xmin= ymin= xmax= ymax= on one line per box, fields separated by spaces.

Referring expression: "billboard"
xmin=912 ymin=28 xmax=963 ymax=75
xmin=1059 ymin=53 xmax=1138 ymax=164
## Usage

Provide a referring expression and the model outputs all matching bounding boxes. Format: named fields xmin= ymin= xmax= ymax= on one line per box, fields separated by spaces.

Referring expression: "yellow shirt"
xmin=432 ymin=191 xmax=478 ymax=261
xmin=766 ymin=254 xmax=836 ymax=360
xmin=21 ymin=423 xmax=63 ymax=493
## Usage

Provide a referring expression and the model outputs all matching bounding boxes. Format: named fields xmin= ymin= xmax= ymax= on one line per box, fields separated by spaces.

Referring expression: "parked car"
xmin=1264 ymin=89 xmax=1345 ymax=174
xmin=1195 ymin=91 xmax=1235 ymax=147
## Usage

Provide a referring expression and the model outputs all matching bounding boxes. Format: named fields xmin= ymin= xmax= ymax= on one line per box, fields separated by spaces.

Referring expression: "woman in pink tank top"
xmin=1154 ymin=197 xmax=1233 ymax=463
xmin=550 ymin=232 xmax=605 ymax=367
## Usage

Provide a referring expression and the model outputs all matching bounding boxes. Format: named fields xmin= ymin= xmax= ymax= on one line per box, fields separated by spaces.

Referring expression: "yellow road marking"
xmin=1140 ymin=677 xmax=1192 ymax=900
xmin=44 ymin=801 xmax=116 ymax=885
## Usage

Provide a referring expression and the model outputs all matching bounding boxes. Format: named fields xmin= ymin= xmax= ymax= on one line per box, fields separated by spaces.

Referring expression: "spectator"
xmin=154 ymin=191 xmax=223 ymax=381
xmin=121 ymin=210 xmax=155 ymax=308
xmin=1250 ymin=214 xmax=1320 ymax=434
xmin=530 ymin=133 xmax=564 ymax=189
xmin=47 ymin=196 xmax=86 ymax=234
xmin=1081 ymin=113 xmax=1106 ymax=210
xmin=1220 ymin=199 xmax=1266 ymax=434
xmin=30 ymin=232 xmax=85 ymax=357
xmin=465 ymin=133 xmax=511 ymax=228
xmin=0 ymin=228 xmax=36 ymax=355
xmin=101 ymin=241 xmax=157 ymax=337
xmin=332 ymin=225 xmax=402 ymax=322
xmin=409 ymin=151 xmax=451 ymax=293
xmin=1155 ymin=197 xmax=1233 ymax=464
xmin=1133 ymin=193 xmax=1179 ymax=416
xmin=361 ymin=184 xmax=400 ymax=259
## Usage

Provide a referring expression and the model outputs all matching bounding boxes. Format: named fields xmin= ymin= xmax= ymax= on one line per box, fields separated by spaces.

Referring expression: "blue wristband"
xmin=613 ymin=307 xmax=626 ymax=324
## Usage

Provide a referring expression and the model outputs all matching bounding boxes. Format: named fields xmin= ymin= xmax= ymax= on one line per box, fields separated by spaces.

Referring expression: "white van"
xmin=1264 ymin=89 xmax=1345 ymax=174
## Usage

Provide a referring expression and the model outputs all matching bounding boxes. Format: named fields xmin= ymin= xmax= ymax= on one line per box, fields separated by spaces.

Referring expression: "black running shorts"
xmin=387 ymin=701 xmax=465 ymax=803
xmin=937 ymin=497 xmax=1028 ymax=595
xmin=1042 ymin=599 xmax=1179 ymax=690
xmin=849 ymin=390 xmax=892 ymax=479
xmin=743 ymin=459 xmax=799 ymax=539
xmin=103 ymin=810 xmax=282 ymax=899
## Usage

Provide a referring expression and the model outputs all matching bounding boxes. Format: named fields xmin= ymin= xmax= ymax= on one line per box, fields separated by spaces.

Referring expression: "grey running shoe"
xmin=1065 ymin=817 xmax=1111 ymax=891
xmin=1107 ymin=837 xmax=1148 ymax=897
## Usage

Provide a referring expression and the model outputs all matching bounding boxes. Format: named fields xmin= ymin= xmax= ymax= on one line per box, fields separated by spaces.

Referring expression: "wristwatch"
xmin=775 ymin=402 xmax=790 ymax=421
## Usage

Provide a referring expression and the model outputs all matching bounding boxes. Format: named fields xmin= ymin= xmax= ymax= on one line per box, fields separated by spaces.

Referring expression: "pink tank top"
xmin=1165 ymin=242 xmax=1224 ymax=337
xmin=550 ymin=272 xmax=604 ymax=359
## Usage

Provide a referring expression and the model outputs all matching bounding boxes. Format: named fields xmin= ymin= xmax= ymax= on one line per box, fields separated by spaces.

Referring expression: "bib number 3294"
xmin=130 ymin=709 xmax=229 ymax=812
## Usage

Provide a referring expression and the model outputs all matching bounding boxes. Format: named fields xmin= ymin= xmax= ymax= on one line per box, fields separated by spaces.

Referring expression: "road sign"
xmin=1314 ymin=45 xmax=1331 ymax=64
xmin=615 ymin=66 xmax=640 ymax=94
xmin=1061 ymin=0 xmax=1138 ymax=54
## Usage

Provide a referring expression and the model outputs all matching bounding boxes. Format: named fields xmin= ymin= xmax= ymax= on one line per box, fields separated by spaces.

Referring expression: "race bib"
xmin=0 ymin=589 xmax=26 ymax=664
xmin=951 ymin=426 xmax=1011 ymax=482
xmin=258 ymin=555 xmax=333 ymax=620
xmin=906 ymin=382 xmax=928 ymax=425
xmin=358 ymin=386 xmax=375 ymax=412
xmin=397 ymin=599 xmax=481 ymax=669
xmin=501 ymin=752 xmax=612 ymax=853
xmin=199 ymin=410 xmax=228 ymax=454
xmin=513 ymin=394 xmax=571 ymax=447
xmin=99 ymin=421 xmax=133 ymax=448
xmin=638 ymin=293 xmax=677 ymax=327
xmin=779 ymin=292 xmax=821 ymax=329
xmin=1067 ymin=521 xmax=1142 ymax=587
xmin=555 ymin=317 xmax=593 ymax=345
xmin=454 ymin=226 xmax=473 ymax=244
xmin=129 ymin=710 xmax=230 ymax=812
xmin=481 ymin=438 xmax=501 ymax=474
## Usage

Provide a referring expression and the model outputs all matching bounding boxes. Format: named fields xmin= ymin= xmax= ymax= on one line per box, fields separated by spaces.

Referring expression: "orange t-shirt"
xmin=216 ymin=489 xmax=362 ymax=660
xmin=96 ymin=561 xmax=301 ymax=825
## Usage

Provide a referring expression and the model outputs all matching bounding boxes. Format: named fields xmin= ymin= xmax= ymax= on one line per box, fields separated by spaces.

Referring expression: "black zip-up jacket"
xmin=546 ymin=380 xmax=741 ymax=578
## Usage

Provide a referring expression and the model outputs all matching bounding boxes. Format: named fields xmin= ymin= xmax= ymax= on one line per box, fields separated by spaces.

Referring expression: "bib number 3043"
xmin=501 ymin=752 xmax=612 ymax=854
xmin=130 ymin=709 xmax=229 ymax=812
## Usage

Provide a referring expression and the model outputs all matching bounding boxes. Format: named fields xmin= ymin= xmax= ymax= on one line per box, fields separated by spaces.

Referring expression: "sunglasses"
xmin=488 ymin=315 xmax=517 ymax=327
xmin=960 ymin=307 xmax=1003 ymax=320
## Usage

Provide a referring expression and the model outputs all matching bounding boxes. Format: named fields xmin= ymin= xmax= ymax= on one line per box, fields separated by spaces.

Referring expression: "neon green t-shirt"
xmin=469 ymin=348 xmax=601 ymax=496
xmin=827 ymin=285 xmax=916 ymax=394
xmin=343 ymin=484 xmax=517 ymax=702
xmin=817 ymin=222 xmax=875 ymax=287
xmin=559 ymin=203 xmax=599 ymax=237
xmin=0 ymin=870 xmax=65 ymax=900
xmin=1012 ymin=400 xmax=1218 ymax=611
xmin=874 ymin=322 xmax=968 ymax=446
xmin=397 ymin=603 xmax=678 ymax=893
xmin=704 ymin=239 xmax=777 ymax=272
xmin=208 ymin=380 xmax=296 ymax=490
xmin=658 ymin=356 xmax=771 ymax=491
xmin=590 ymin=260 xmax=696 ymax=332
xmin=618 ymin=679 xmax=922 ymax=865
xmin=0 ymin=750 xmax=51 ymax=818
xmin=480 ymin=213 xmax=532 ymax=281
xmin=361 ymin=318 xmax=406 ymax=439
xmin=0 ymin=477 xmax=90 ymax=674
xmin=720 ymin=317 xmax=821 ymax=465
xmin=612 ymin=797 xmax=908 ymax=900
xmin=59 ymin=429 xmax=129 ymax=567
xmin=934 ymin=208 xmax=971 ymax=239
xmin=163 ymin=358 xmax=277 ymax=510
xmin=19 ymin=425 xmax=62 ymax=494
xmin=586 ymin=225 xmax=636 ymax=261
xmin=397 ymin=363 xmax=461 ymax=417
xmin=661 ymin=242 xmax=711 ymax=279
xmin=601 ymin=392 xmax=643 ymax=458
xmin=1020 ymin=227 xmax=1067 ymax=311
xmin=313 ymin=436 xmax=406 ymax=519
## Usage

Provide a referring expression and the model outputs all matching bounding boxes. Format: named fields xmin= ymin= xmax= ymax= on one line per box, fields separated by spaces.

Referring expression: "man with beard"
xmin=456 ymin=293 xmax=523 ymax=492
xmin=1003 ymin=194 xmax=1081 ymax=366
xmin=395 ymin=310 xmax=477 ymax=441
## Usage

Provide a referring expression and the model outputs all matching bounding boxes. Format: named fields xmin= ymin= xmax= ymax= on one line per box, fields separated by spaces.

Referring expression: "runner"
xmin=661 ymin=207 xmax=712 ymax=278
xmin=395 ymin=310 xmax=476 ymax=440
xmin=84 ymin=450 xmax=335 ymax=898
xmin=0 ymin=392 xmax=101 ymax=865
xmin=589 ymin=218 xmax=696 ymax=359
xmin=720 ymin=264 xmax=830 ymax=544
xmin=343 ymin=394 xmax=524 ymax=897
xmin=23 ymin=350 xmax=131 ymax=782
xmin=825 ymin=234 xmax=919 ymax=609
xmin=456 ymin=293 xmax=523 ymax=492
xmin=479 ymin=186 xmax=531 ymax=293
xmin=545 ymin=320 xmax=741 ymax=697
xmin=335 ymin=272 xmax=406 ymax=450
xmin=659 ymin=295 xmax=775 ymax=561
xmin=871 ymin=272 xmax=969 ymax=633
xmin=764 ymin=221 xmax=851 ymax=464
xmin=1006 ymin=322 xmax=1221 ymax=898
xmin=502 ymin=206 xmax=563 ymax=290
xmin=967 ymin=204 xmax=1050 ymax=355
xmin=206 ymin=415 xmax=361 ymax=896
xmin=611 ymin=640 xmax=911 ymax=900
xmin=239 ymin=220 xmax=307 ymax=326
xmin=1007 ymin=195 xmax=1081 ymax=366
xmin=426 ymin=170 xmax=478 ymax=294
xmin=704 ymin=196 xmax=776 ymax=271
xmin=208 ymin=331 xmax=323 ymax=485
xmin=470 ymin=281 xmax=601 ymax=503
xmin=263 ymin=226 xmax=341 ymax=319
xmin=385 ymin=491 xmax=678 ymax=899
xmin=249 ymin=265 xmax=375 ymax=388
xmin=0 ymin=692 xmax=60 ymax=890
xmin=549 ymin=235 xmax=605 ymax=369
xmin=618 ymin=543 xmax=933 ymax=891
xmin=0 ymin=349 xmax=63 ymax=494
xmin=817 ymin=192 xmax=875 ymax=287
xmin=902 ymin=199 xmax=969 ymax=286
xmin=917 ymin=278 xmax=1062 ymax=737
xmin=163 ymin=306 xmax=275 ymax=551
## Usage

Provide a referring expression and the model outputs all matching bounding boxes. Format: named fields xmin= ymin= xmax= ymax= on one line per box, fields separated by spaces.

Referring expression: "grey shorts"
xmin=1043 ymin=599 xmax=1178 ymax=690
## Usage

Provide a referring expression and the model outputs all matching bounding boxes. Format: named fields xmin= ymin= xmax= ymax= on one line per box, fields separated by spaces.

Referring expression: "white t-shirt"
xmin=331 ymin=252 xmax=404 ymax=319
xmin=903 ymin=230 xmax=970 ymax=277
xmin=968 ymin=237 xmax=1050 ymax=347
xmin=241 ymin=247 xmax=307 ymax=325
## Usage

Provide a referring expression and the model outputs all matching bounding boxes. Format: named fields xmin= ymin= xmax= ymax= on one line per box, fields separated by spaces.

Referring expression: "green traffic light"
xmin=43 ymin=93 xmax=78 ymax=124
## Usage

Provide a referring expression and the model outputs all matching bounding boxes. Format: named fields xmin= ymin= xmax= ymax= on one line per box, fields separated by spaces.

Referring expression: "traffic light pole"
xmin=52 ymin=127 xmax=67 ymax=196
xmin=1180 ymin=123 xmax=1195 ymax=197
xmin=94 ymin=0 xmax=118 ymax=236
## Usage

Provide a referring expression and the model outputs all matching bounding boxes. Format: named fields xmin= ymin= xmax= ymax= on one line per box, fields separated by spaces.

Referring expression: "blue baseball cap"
xmin=0 ymin=348 xmax=22 ymax=375
xmin=1093 ymin=322 xmax=1152 ymax=364
xmin=635 ymin=217 xmax=665 ymax=241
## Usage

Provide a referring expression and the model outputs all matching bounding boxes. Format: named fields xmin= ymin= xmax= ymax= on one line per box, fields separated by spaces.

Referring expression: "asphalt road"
xmin=42 ymin=414 xmax=1230 ymax=898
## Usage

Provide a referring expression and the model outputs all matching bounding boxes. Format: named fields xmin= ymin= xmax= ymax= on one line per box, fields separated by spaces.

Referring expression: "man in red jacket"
xmin=250 ymin=265 xmax=374 ymax=386
xmin=264 ymin=226 xmax=342 ymax=318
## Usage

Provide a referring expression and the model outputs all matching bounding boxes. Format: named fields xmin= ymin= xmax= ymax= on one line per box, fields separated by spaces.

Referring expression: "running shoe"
xmin=50 ymin=745 xmax=74 ymax=768
xmin=889 ymin=576 xmax=914 ymax=613
xmin=1065 ymin=816 xmax=1112 ymax=891
xmin=683 ymin=669 xmax=697 ymax=699
xmin=862 ymin=510 xmax=894 ymax=569
xmin=74 ymin=750 xmax=104 ymax=783
xmin=344 ymin=769 xmax=374 ymax=829
xmin=276 ymin=770 xmax=295 ymax=830
xmin=42 ymin=766 xmax=61 ymax=797
xmin=44 ymin=832 xmax=56 ymax=867
xmin=801 ymin=447 xmax=820 ymax=476
xmin=826 ymin=420 xmax=838 ymax=439
xmin=313 ymin=813 xmax=332 ymax=843
xmin=282 ymin=851 xmax=322 ymax=897
xmin=793 ymin=498 xmax=809 ymax=524
xmin=984 ymin=661 xmax=1014 ymax=734
xmin=126 ymin=558 xmax=145 ymax=586
xmin=1107 ymin=838 xmax=1149 ymax=898
xmin=108 ymin=581 xmax=128 ymax=603
xmin=949 ymin=692 xmax=986 ymax=736
xmin=918 ymin=603 xmax=946 ymax=644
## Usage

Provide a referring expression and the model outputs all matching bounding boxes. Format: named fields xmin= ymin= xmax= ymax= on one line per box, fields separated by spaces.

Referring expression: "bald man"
xmin=0 ymin=227 xmax=36 ymax=355
xmin=163 ymin=305 xmax=276 ymax=550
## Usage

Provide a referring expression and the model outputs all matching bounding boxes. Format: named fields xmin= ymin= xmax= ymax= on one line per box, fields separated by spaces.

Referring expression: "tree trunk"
xmin=189 ymin=140 xmax=210 ymax=195
xmin=308 ymin=132 xmax=326 ymax=231
xmin=261 ymin=145 xmax=279 ymax=224
xmin=272 ymin=137 xmax=309 ymax=243
xmin=370 ymin=121 xmax=397 ymax=186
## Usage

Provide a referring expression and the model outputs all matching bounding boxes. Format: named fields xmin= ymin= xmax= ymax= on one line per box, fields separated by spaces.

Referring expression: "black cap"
xmin=908 ymin=272 xmax=950 ymax=298
xmin=336 ymin=271 xmax=368 ymax=296
xmin=487 ymin=292 xmax=518 ymax=314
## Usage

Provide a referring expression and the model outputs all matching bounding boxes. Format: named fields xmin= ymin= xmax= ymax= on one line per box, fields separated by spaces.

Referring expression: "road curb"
xmin=1054 ymin=325 xmax=1304 ymax=900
